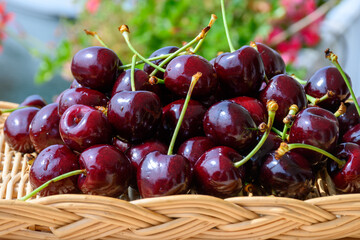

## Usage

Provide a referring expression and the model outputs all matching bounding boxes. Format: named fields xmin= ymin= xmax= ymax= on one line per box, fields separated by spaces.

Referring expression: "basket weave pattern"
xmin=1 ymin=101 xmax=360 ymax=240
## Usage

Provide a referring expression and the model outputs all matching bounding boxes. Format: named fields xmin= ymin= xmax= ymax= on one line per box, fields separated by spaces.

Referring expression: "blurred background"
xmin=0 ymin=0 xmax=359 ymax=103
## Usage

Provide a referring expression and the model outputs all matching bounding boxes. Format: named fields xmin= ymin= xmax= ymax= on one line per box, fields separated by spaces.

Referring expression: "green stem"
xmin=234 ymin=103 xmax=277 ymax=168
xmin=220 ymin=0 xmax=235 ymax=52
xmin=122 ymin=32 xmax=165 ymax=73
xmin=306 ymin=94 xmax=318 ymax=105
xmin=281 ymin=105 xmax=299 ymax=141
xmin=130 ymin=54 xmax=137 ymax=91
xmin=19 ymin=169 xmax=86 ymax=201
xmin=0 ymin=106 xmax=27 ymax=114
xmin=291 ymin=74 xmax=307 ymax=85
xmin=167 ymin=73 xmax=202 ymax=155
xmin=84 ymin=30 xmax=109 ymax=48
xmin=271 ymin=127 xmax=284 ymax=138
xmin=156 ymin=78 xmax=165 ymax=84
xmin=287 ymin=143 xmax=346 ymax=166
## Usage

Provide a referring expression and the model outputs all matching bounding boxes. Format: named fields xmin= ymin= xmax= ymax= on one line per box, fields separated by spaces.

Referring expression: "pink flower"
xmin=0 ymin=1 xmax=14 ymax=53
xmin=281 ymin=0 xmax=316 ymax=22
xmin=276 ymin=36 xmax=302 ymax=64
xmin=86 ymin=0 xmax=101 ymax=14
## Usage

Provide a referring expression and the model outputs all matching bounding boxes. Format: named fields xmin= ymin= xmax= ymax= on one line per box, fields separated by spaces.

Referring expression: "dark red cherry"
xmin=327 ymin=143 xmax=360 ymax=193
xmin=112 ymin=137 xmax=132 ymax=153
xmin=78 ymin=144 xmax=132 ymax=197
xmin=164 ymin=55 xmax=218 ymax=99
xmin=203 ymin=100 xmax=257 ymax=152
xmin=338 ymin=102 xmax=360 ymax=138
xmin=137 ymin=151 xmax=191 ymax=198
xmin=111 ymin=68 xmax=161 ymax=97
xmin=305 ymin=66 xmax=351 ymax=112
xmin=256 ymin=42 xmax=286 ymax=79
xmin=288 ymin=107 xmax=339 ymax=166
xmin=19 ymin=95 xmax=47 ymax=108
xmin=213 ymin=46 xmax=265 ymax=97
xmin=177 ymin=136 xmax=216 ymax=169
xmin=29 ymin=144 xmax=80 ymax=196
xmin=160 ymin=99 xmax=206 ymax=143
xmin=143 ymin=46 xmax=179 ymax=79
xmin=342 ymin=123 xmax=360 ymax=145
xmin=259 ymin=151 xmax=313 ymax=199
xmin=259 ymin=74 xmax=307 ymax=127
xmin=70 ymin=79 xmax=87 ymax=89
xmin=29 ymin=103 xmax=63 ymax=153
xmin=107 ymin=90 xmax=162 ymax=143
xmin=4 ymin=107 xmax=39 ymax=153
xmin=58 ymin=88 xmax=108 ymax=115
xmin=59 ymin=104 xmax=112 ymax=152
xmin=194 ymin=146 xmax=245 ymax=198
xmin=229 ymin=96 xmax=267 ymax=126
xmin=71 ymin=46 xmax=122 ymax=91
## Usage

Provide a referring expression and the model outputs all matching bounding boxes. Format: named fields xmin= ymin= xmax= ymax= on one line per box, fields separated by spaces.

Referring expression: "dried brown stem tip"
xmin=196 ymin=26 xmax=211 ymax=40
xmin=283 ymin=114 xmax=295 ymax=125
xmin=266 ymin=100 xmax=278 ymax=112
xmin=325 ymin=48 xmax=338 ymax=62
xmin=192 ymin=72 xmax=203 ymax=81
xmin=327 ymin=90 xmax=335 ymax=98
xmin=119 ymin=25 xmax=130 ymax=33
xmin=258 ymin=122 xmax=268 ymax=133
xmin=275 ymin=142 xmax=289 ymax=160
xmin=209 ymin=14 xmax=218 ymax=27
xmin=84 ymin=29 xmax=96 ymax=36
xmin=334 ymin=102 xmax=347 ymax=117
xmin=289 ymin=104 xmax=299 ymax=112
xmin=250 ymin=41 xmax=258 ymax=51
xmin=149 ymin=76 xmax=158 ymax=85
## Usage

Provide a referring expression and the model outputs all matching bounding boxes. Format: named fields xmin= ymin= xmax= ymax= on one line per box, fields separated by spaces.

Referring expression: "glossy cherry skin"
xmin=137 ymin=151 xmax=191 ymax=198
xmin=107 ymin=90 xmax=162 ymax=143
xmin=259 ymin=74 xmax=307 ymax=127
xmin=256 ymin=42 xmax=286 ymax=79
xmin=29 ymin=144 xmax=80 ymax=196
xmin=177 ymin=136 xmax=216 ymax=169
xmin=288 ymin=107 xmax=339 ymax=166
xmin=305 ymin=66 xmax=351 ymax=112
xmin=203 ymin=100 xmax=257 ymax=152
xmin=78 ymin=144 xmax=132 ymax=197
xmin=143 ymin=46 xmax=179 ymax=79
xmin=70 ymin=79 xmax=87 ymax=89
xmin=229 ymin=96 xmax=267 ymax=126
xmin=58 ymin=88 xmax=108 ymax=115
xmin=19 ymin=94 xmax=47 ymax=108
xmin=259 ymin=151 xmax=313 ymax=199
xmin=112 ymin=137 xmax=132 ymax=153
xmin=59 ymin=104 xmax=113 ymax=152
xmin=244 ymin=132 xmax=282 ymax=183
xmin=111 ymin=68 xmax=161 ymax=97
xmin=342 ymin=123 xmax=360 ymax=145
xmin=214 ymin=46 xmax=265 ymax=97
xmin=338 ymin=102 xmax=360 ymax=138
xmin=164 ymin=54 xmax=218 ymax=99
xmin=29 ymin=103 xmax=63 ymax=153
xmin=4 ymin=107 xmax=39 ymax=153
xmin=194 ymin=146 xmax=245 ymax=198
xmin=160 ymin=99 xmax=206 ymax=142
xmin=327 ymin=143 xmax=360 ymax=193
xmin=71 ymin=46 xmax=122 ymax=91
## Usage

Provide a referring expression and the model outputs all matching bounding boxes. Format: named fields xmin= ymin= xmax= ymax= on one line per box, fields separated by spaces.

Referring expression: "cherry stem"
xmin=19 ymin=169 xmax=86 ymax=201
xmin=307 ymin=91 xmax=334 ymax=106
xmin=334 ymin=102 xmax=347 ymax=117
xmin=0 ymin=106 xmax=27 ymax=115
xmin=84 ymin=29 xmax=109 ymax=48
xmin=130 ymin=54 xmax=137 ymax=91
xmin=149 ymin=76 xmax=165 ymax=85
xmin=220 ymin=0 xmax=235 ymax=52
xmin=119 ymin=25 xmax=165 ymax=73
xmin=167 ymin=72 xmax=202 ymax=155
xmin=325 ymin=48 xmax=360 ymax=116
xmin=271 ymin=127 xmax=284 ymax=138
xmin=234 ymin=100 xmax=278 ymax=168
xmin=192 ymin=14 xmax=218 ymax=54
xmin=281 ymin=104 xmax=299 ymax=141
xmin=291 ymin=74 xmax=307 ymax=85
xmin=276 ymin=142 xmax=346 ymax=167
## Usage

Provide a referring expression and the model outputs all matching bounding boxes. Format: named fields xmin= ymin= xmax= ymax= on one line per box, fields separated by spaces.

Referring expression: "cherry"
xmin=327 ymin=142 xmax=360 ymax=193
xmin=259 ymin=151 xmax=313 ymax=199
xmin=29 ymin=103 xmax=63 ymax=153
xmin=58 ymin=88 xmax=108 ymax=115
xmin=229 ymin=96 xmax=267 ymax=126
xmin=213 ymin=45 xmax=265 ymax=97
xmin=342 ymin=123 xmax=360 ymax=145
xmin=111 ymin=68 xmax=161 ymax=97
xmin=164 ymin=55 xmax=218 ymax=99
xmin=70 ymin=79 xmax=87 ymax=89
xmin=107 ymin=90 xmax=162 ymax=143
xmin=59 ymin=104 xmax=113 ymax=152
xmin=160 ymin=99 xmax=206 ymax=143
xmin=255 ymin=42 xmax=286 ymax=79
xmin=288 ymin=107 xmax=339 ymax=166
xmin=78 ymin=144 xmax=132 ymax=197
xmin=259 ymin=74 xmax=307 ymax=127
xmin=305 ymin=66 xmax=351 ymax=112
xmin=143 ymin=46 xmax=179 ymax=79
xmin=29 ymin=144 xmax=80 ymax=196
xmin=19 ymin=94 xmax=47 ymax=108
xmin=71 ymin=46 xmax=122 ymax=91
xmin=112 ymin=137 xmax=132 ymax=153
xmin=4 ymin=107 xmax=39 ymax=153
xmin=194 ymin=146 xmax=245 ymax=198
xmin=203 ymin=100 xmax=257 ymax=152
xmin=338 ymin=102 xmax=360 ymax=138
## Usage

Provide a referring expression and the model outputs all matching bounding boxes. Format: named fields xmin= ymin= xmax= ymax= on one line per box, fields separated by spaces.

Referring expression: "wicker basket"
xmin=1 ymin=100 xmax=360 ymax=240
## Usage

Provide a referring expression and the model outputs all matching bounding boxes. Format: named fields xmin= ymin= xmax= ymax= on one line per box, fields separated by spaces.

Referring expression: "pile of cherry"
xmin=3 ymin=23 xmax=360 ymax=201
